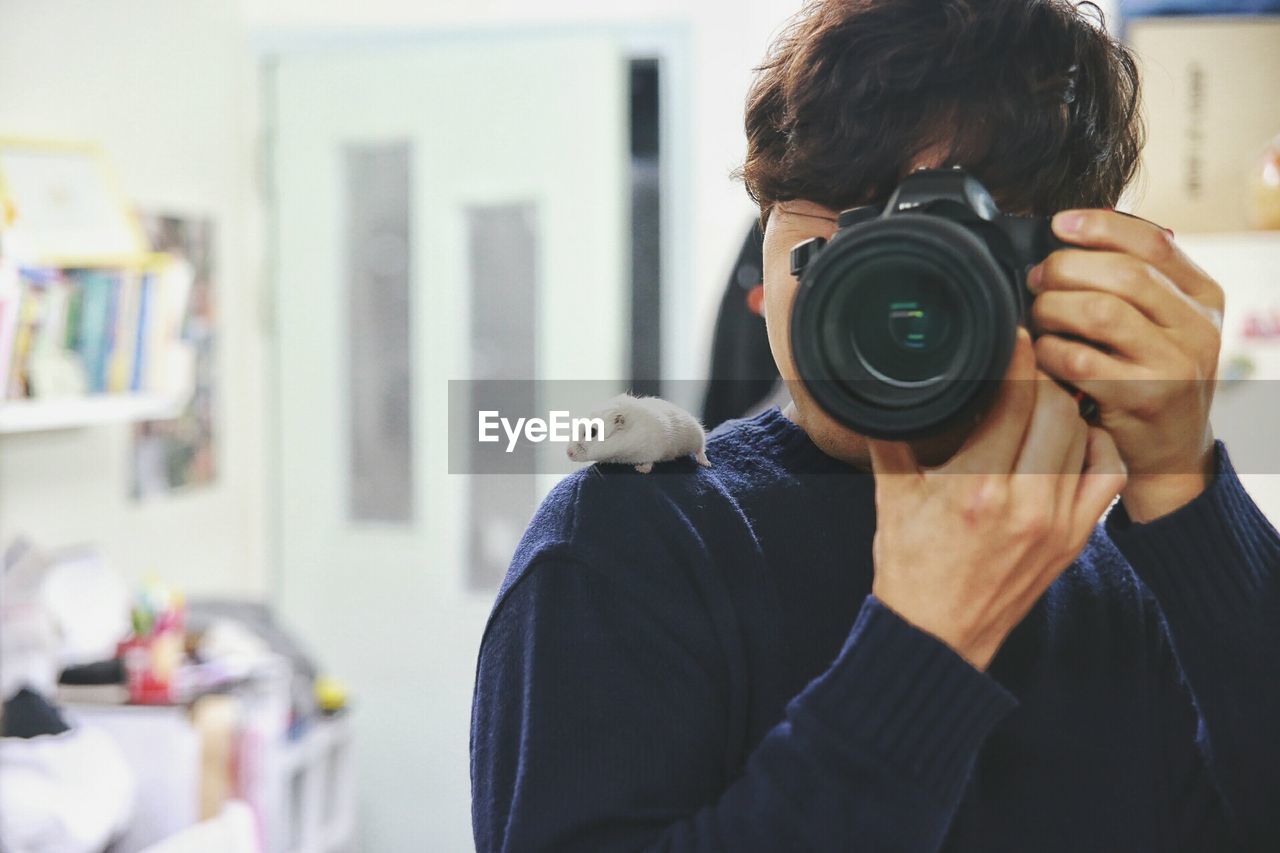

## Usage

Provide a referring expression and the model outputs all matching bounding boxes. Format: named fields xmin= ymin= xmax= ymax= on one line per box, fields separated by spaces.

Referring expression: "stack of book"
xmin=0 ymin=258 xmax=194 ymax=404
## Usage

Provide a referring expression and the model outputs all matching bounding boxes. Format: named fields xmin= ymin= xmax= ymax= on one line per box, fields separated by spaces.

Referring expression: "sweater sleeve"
xmin=1150 ymin=597 xmax=1246 ymax=853
xmin=1107 ymin=442 xmax=1280 ymax=852
xmin=470 ymin=553 xmax=1017 ymax=853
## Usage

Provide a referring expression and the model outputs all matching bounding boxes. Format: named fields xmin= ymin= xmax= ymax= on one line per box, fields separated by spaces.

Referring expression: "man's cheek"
xmin=762 ymin=280 xmax=799 ymax=379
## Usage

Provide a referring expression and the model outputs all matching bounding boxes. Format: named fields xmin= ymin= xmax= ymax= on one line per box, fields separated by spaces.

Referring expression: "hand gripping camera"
xmin=789 ymin=167 xmax=1070 ymax=439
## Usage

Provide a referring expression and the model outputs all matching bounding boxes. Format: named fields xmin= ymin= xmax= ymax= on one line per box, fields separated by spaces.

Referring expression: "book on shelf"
xmin=0 ymin=257 xmax=195 ymax=406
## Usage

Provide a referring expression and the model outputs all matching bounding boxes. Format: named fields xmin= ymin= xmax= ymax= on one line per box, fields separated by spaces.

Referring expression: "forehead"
xmin=766 ymin=141 xmax=1035 ymax=231
xmin=774 ymin=147 xmax=953 ymax=222
xmin=765 ymin=201 xmax=840 ymax=251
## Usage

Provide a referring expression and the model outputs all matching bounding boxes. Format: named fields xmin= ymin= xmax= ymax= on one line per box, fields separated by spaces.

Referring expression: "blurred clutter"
xmin=0 ymin=536 xmax=353 ymax=853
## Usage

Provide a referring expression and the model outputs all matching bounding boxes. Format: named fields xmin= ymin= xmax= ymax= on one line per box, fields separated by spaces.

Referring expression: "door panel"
xmin=269 ymin=35 xmax=627 ymax=851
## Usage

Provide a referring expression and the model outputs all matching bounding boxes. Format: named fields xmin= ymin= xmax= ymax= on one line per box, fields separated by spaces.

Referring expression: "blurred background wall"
xmin=0 ymin=0 xmax=265 ymax=598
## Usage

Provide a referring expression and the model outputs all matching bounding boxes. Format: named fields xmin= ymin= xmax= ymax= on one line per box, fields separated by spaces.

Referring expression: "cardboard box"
xmin=1126 ymin=16 xmax=1280 ymax=233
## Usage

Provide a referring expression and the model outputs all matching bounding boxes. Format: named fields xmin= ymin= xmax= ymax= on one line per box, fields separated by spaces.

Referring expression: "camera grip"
xmin=1001 ymin=214 xmax=1071 ymax=263
xmin=1007 ymin=217 xmax=1095 ymax=421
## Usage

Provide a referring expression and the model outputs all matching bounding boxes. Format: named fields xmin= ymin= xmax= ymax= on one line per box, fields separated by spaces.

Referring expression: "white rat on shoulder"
xmin=566 ymin=393 xmax=711 ymax=473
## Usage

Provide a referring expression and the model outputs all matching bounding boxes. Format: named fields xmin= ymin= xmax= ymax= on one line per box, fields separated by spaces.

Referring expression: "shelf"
xmin=0 ymin=393 xmax=186 ymax=434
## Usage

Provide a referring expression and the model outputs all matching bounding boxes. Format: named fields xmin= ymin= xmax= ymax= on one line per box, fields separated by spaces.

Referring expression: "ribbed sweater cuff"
xmin=1107 ymin=441 xmax=1280 ymax=621
xmin=793 ymin=596 xmax=1017 ymax=805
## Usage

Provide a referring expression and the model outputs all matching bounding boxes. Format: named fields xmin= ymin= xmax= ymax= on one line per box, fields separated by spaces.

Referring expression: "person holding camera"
xmin=471 ymin=1 xmax=1280 ymax=850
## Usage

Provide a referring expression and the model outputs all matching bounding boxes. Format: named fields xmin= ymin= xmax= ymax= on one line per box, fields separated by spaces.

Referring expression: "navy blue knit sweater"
xmin=471 ymin=408 xmax=1280 ymax=852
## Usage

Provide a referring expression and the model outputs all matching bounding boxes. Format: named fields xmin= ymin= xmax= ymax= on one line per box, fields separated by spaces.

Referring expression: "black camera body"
xmin=789 ymin=168 xmax=1067 ymax=439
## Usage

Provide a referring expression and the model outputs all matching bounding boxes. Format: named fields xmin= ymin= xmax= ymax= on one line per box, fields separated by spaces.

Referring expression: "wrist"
xmin=1121 ymin=455 xmax=1214 ymax=523
xmin=1120 ymin=427 xmax=1215 ymax=523
xmin=870 ymin=585 xmax=1005 ymax=671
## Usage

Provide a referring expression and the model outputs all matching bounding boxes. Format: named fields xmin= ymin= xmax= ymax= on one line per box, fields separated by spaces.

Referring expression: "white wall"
xmin=0 ymin=0 xmax=268 ymax=598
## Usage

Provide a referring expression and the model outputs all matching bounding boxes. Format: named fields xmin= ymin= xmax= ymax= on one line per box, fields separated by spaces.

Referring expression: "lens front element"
xmin=845 ymin=258 xmax=957 ymax=385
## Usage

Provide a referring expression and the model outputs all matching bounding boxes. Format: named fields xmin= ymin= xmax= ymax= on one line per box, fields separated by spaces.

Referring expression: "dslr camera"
xmin=789 ymin=167 xmax=1070 ymax=439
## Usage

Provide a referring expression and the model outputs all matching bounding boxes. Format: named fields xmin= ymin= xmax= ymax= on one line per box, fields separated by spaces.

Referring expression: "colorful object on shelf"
xmin=1241 ymin=305 xmax=1280 ymax=341
xmin=1251 ymin=133 xmax=1280 ymax=230
xmin=314 ymin=675 xmax=348 ymax=715
xmin=119 ymin=580 xmax=186 ymax=705
xmin=1219 ymin=353 xmax=1257 ymax=385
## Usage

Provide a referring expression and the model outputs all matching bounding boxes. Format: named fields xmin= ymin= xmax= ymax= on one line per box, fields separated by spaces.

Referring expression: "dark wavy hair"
xmin=738 ymin=0 xmax=1143 ymax=222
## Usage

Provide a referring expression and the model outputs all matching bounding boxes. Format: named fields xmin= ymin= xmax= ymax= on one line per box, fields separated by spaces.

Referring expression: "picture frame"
xmin=0 ymin=137 xmax=148 ymax=267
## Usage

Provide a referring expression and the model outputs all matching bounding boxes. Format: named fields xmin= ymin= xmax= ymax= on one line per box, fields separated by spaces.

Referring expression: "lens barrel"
xmin=789 ymin=215 xmax=1021 ymax=439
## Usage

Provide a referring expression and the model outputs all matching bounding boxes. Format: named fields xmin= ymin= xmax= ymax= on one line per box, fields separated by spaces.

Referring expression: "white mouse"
xmin=566 ymin=393 xmax=711 ymax=473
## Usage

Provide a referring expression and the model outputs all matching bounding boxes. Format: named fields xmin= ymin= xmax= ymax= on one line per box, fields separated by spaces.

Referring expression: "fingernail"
xmin=1027 ymin=263 xmax=1043 ymax=292
xmin=1054 ymin=211 xmax=1084 ymax=234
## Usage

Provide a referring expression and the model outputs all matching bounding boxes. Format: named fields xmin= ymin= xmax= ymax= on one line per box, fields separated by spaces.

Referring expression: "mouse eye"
xmin=587 ymin=425 xmax=597 ymax=439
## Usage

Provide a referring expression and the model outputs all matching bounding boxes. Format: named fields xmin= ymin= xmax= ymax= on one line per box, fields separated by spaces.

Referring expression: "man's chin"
xmin=785 ymin=396 xmax=976 ymax=471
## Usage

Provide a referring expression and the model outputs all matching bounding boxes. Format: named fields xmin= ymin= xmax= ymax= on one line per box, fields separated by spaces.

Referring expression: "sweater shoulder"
xmin=497 ymin=422 xmax=766 ymax=607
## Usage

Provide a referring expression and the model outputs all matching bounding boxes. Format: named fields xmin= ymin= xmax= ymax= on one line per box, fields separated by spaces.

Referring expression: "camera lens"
xmin=826 ymin=257 xmax=958 ymax=385
xmin=790 ymin=214 xmax=1021 ymax=439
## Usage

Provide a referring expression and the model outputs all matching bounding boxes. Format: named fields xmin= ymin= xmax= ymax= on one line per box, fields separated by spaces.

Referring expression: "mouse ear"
xmin=613 ymin=412 xmax=626 ymax=428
